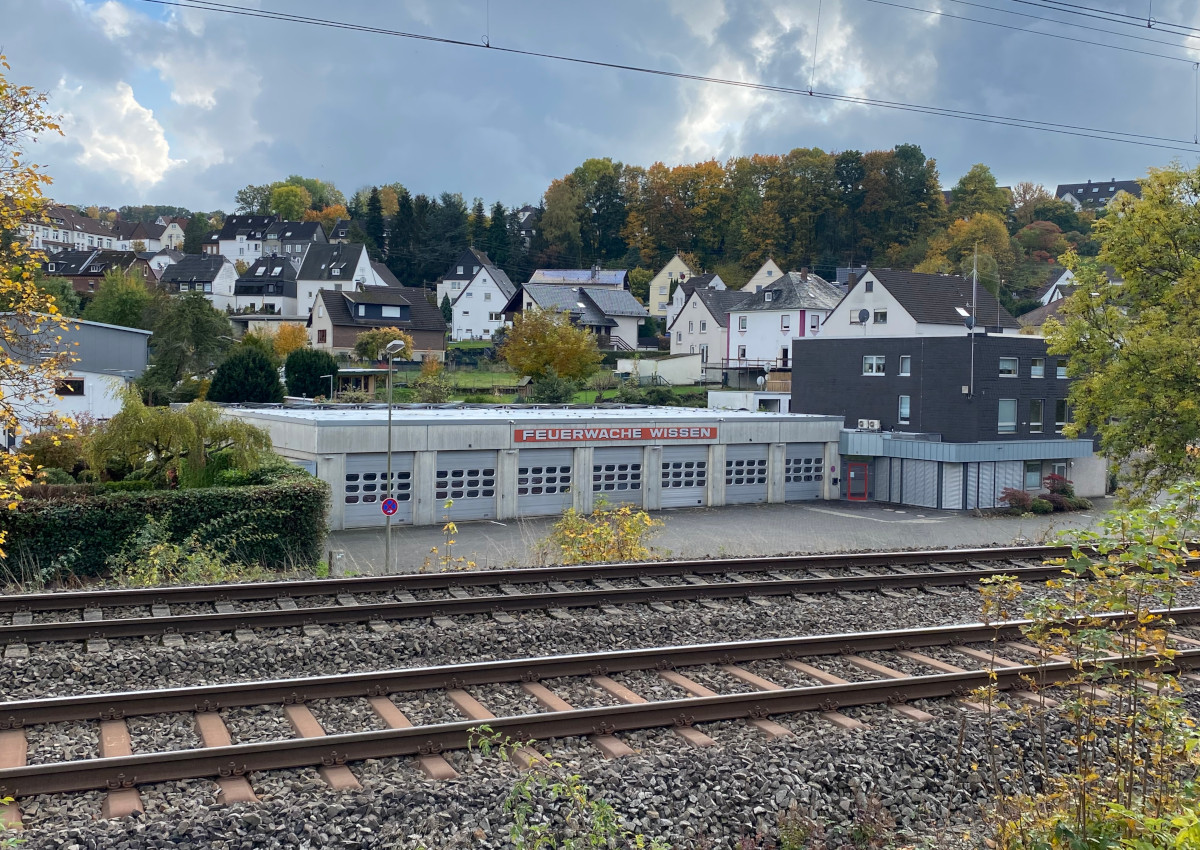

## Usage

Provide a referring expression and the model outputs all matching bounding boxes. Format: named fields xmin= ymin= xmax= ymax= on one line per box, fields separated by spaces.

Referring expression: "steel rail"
xmin=2 ymin=650 xmax=1194 ymax=798
xmin=0 ymin=563 xmax=1075 ymax=646
xmin=0 ymin=544 xmax=1073 ymax=614
xmin=5 ymin=606 xmax=1200 ymax=728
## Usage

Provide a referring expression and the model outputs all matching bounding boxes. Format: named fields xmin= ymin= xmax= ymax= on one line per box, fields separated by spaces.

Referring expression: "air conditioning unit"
xmin=857 ymin=419 xmax=871 ymax=429
xmin=867 ymin=419 xmax=881 ymax=430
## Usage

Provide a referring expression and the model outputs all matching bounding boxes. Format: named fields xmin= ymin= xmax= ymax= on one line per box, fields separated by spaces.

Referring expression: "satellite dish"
xmin=857 ymin=308 xmax=870 ymax=324
xmin=756 ymin=375 xmax=766 ymax=388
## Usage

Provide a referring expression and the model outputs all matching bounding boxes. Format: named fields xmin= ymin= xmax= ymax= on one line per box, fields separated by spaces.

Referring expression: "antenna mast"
xmin=970 ymin=244 xmax=977 ymax=399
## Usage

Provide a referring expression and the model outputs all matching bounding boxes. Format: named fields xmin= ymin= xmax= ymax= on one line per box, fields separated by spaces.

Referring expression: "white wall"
xmin=231 ymin=292 xmax=298 ymax=316
xmin=666 ymin=275 xmax=724 ymax=330
xmin=741 ymin=259 xmax=784 ymax=292
xmin=210 ymin=263 xmax=240 ymax=312
xmin=221 ymin=235 xmax=263 ymax=264
xmin=617 ymin=353 xmax=702 ymax=385
xmin=670 ymin=296 xmax=724 ymax=366
xmin=707 ymin=390 xmax=792 ymax=413
xmin=452 ymin=271 xmax=509 ymax=341
xmin=820 ymin=271 xmax=1017 ymax=338
xmin=18 ymin=372 xmax=127 ymax=442
xmin=727 ymin=308 xmax=827 ymax=365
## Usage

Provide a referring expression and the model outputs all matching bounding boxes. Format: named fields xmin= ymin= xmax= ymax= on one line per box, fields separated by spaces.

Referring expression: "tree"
xmin=499 ymin=309 xmax=602 ymax=382
xmin=440 ymin=293 xmax=453 ymax=325
xmin=469 ymin=197 xmax=487 ymax=247
xmin=285 ymin=348 xmax=338 ymax=398
xmin=353 ymin=327 xmax=414 ymax=363
xmin=528 ymin=370 xmax=580 ymax=404
xmin=365 ymin=187 xmax=385 ymax=260
xmin=302 ymin=203 xmax=347 ymax=233
xmin=411 ymin=357 xmax=452 ymax=403
xmin=139 ymin=292 xmax=234 ymax=400
xmin=0 ymin=53 xmax=73 ymax=546
xmin=486 ymin=201 xmax=509 ymax=267
xmin=273 ymin=323 xmax=308 ymax=360
xmin=84 ymin=387 xmax=271 ymax=487
xmin=236 ymin=329 xmax=281 ymax=369
xmin=541 ymin=177 xmax=584 ymax=263
xmin=31 ymin=271 xmax=79 ymax=317
xmin=949 ymin=164 xmax=1010 ymax=220
xmin=234 ymin=184 xmax=272 ymax=215
xmin=1045 ymin=166 xmax=1200 ymax=500
xmin=82 ymin=268 xmax=153 ymax=328
xmin=183 ymin=213 xmax=209 ymax=253
xmin=269 ymin=184 xmax=312 ymax=221
xmin=130 ymin=239 xmax=146 ymax=253
xmin=628 ymin=267 xmax=654 ymax=303
xmin=1009 ymin=181 xmax=1054 ymax=229
xmin=207 ymin=347 xmax=284 ymax=404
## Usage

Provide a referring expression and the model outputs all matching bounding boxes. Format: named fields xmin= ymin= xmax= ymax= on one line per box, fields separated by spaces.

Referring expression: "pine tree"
xmin=183 ymin=214 xmax=209 ymax=254
xmin=440 ymin=293 xmax=453 ymax=326
xmin=365 ymin=187 xmax=385 ymax=260
xmin=285 ymin=348 xmax=339 ymax=399
xmin=487 ymin=201 xmax=509 ymax=267
xmin=208 ymin=347 xmax=284 ymax=404
xmin=470 ymin=197 xmax=487 ymax=247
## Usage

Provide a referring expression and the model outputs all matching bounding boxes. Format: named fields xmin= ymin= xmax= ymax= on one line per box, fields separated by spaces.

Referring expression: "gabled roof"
xmin=266 ymin=221 xmax=325 ymax=242
xmin=670 ymin=288 xmax=753 ymax=331
xmin=313 ymin=287 xmax=446 ymax=333
xmin=512 ymin=284 xmax=648 ymax=328
xmin=1054 ymin=179 xmax=1141 ymax=207
xmin=735 ymin=271 xmax=841 ymax=312
xmin=43 ymin=250 xmax=100 ymax=276
xmin=456 ymin=260 xmax=517 ymax=304
xmin=297 ymin=242 xmax=367 ymax=282
xmin=1017 ymin=299 xmax=1065 ymax=328
xmin=442 ymin=247 xmax=493 ymax=283
xmin=160 ymin=255 xmax=229 ymax=285
xmin=529 ymin=268 xmax=628 ymax=286
xmin=861 ymin=269 xmax=1021 ymax=329
xmin=369 ymin=261 xmax=403 ymax=288
xmin=1034 ymin=265 xmax=1073 ymax=300
xmin=235 ymin=256 xmax=299 ymax=298
xmin=218 ymin=215 xmax=277 ymax=241
xmin=329 ymin=219 xmax=361 ymax=240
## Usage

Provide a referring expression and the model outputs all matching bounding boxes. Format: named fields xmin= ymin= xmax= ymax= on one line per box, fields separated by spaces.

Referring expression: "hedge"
xmin=1 ymin=478 xmax=330 ymax=577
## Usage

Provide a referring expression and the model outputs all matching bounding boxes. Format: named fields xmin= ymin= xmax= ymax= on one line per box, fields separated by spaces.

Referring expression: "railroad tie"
xmin=679 ymin=575 xmax=724 ymax=611
xmin=0 ymin=729 xmax=26 ymax=829
xmin=897 ymin=649 xmax=1057 ymax=711
xmin=657 ymin=670 xmax=791 ymax=739
xmin=719 ymin=664 xmax=863 ymax=731
xmin=520 ymin=682 xmax=634 ymax=759
xmin=98 ymin=719 xmax=144 ymax=819
xmin=637 ymin=578 xmax=675 ymax=613
xmin=1004 ymin=642 xmax=1121 ymax=701
xmin=275 ymin=598 xmax=298 ymax=611
xmin=842 ymin=656 xmax=935 ymax=722
xmin=3 ymin=644 xmax=28 ymax=660
xmin=150 ymin=604 xmax=171 ymax=618
xmin=590 ymin=676 xmax=716 ymax=747
xmin=1169 ymin=633 xmax=1200 ymax=682
xmin=782 ymin=659 xmax=917 ymax=725
xmin=214 ymin=602 xmax=236 ymax=615
xmin=281 ymin=705 xmax=362 ymax=791
xmin=444 ymin=690 xmax=543 ymax=768
xmin=365 ymin=697 xmax=458 ymax=780
xmin=193 ymin=713 xmax=258 ymax=804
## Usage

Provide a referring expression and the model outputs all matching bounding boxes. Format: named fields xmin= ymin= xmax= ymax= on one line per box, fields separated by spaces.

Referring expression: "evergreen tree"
xmin=470 ymin=197 xmax=487 ymax=248
xmin=285 ymin=348 xmax=339 ymax=399
xmin=365 ymin=187 xmax=385 ymax=260
xmin=440 ymin=293 xmax=453 ymax=326
xmin=183 ymin=214 xmax=209 ymax=254
xmin=389 ymin=188 xmax=416 ymax=281
xmin=486 ymin=201 xmax=509 ymax=267
xmin=206 ymin=347 xmax=284 ymax=404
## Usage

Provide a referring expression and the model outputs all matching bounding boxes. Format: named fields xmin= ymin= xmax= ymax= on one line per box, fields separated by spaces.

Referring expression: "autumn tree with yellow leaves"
xmin=0 ymin=54 xmax=74 ymax=549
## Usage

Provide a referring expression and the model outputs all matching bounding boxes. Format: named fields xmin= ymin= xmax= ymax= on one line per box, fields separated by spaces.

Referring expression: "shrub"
xmin=1030 ymin=497 xmax=1053 ymax=514
xmin=35 ymin=467 xmax=74 ymax=485
xmin=543 ymin=499 xmax=663 ymax=564
xmin=0 ymin=477 xmax=329 ymax=577
xmin=207 ymin=347 xmax=285 ymax=404
xmin=1069 ymin=496 xmax=1093 ymax=510
xmin=23 ymin=428 xmax=86 ymax=475
xmin=412 ymin=359 xmax=452 ymax=403
xmin=998 ymin=487 xmax=1033 ymax=513
xmin=529 ymin=372 xmax=579 ymax=404
xmin=107 ymin=513 xmax=268 ymax=587
xmin=1042 ymin=491 xmax=1073 ymax=512
xmin=285 ymin=348 xmax=339 ymax=399
xmin=1042 ymin=472 xmax=1075 ymax=497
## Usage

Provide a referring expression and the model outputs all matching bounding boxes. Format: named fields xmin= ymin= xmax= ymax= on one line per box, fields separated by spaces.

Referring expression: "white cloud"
xmin=54 ymin=80 xmax=183 ymax=188
xmin=93 ymin=0 xmax=132 ymax=38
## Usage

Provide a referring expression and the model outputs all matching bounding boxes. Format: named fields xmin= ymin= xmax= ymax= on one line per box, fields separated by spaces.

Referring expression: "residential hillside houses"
xmin=43 ymin=249 xmax=154 ymax=295
xmin=1055 ymin=178 xmax=1141 ymax=212
xmin=1035 ymin=266 xmax=1075 ymax=306
xmin=264 ymin=221 xmax=326 ymax=257
xmin=143 ymin=248 xmax=184 ymax=281
xmin=434 ymin=248 xmax=517 ymax=342
xmin=295 ymin=243 xmax=376 ymax=316
xmin=668 ymin=285 xmax=751 ymax=366
xmin=727 ymin=270 xmax=842 ymax=369
xmin=20 ymin=206 xmax=187 ymax=254
xmin=160 ymin=255 xmax=238 ymax=309
xmin=308 ymin=287 xmax=447 ymax=361
xmin=741 ymin=258 xmax=786 ymax=293
xmin=646 ymin=253 xmax=694 ymax=318
xmin=202 ymin=214 xmax=277 ymax=263
xmin=502 ymin=283 xmax=648 ymax=350
xmin=666 ymin=272 xmax=725 ymax=330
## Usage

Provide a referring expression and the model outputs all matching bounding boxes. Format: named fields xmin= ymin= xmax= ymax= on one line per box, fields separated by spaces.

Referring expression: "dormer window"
xmin=272 ymin=267 xmax=283 ymax=276
xmin=357 ymin=305 xmax=365 ymax=316
xmin=89 ymin=265 xmax=102 ymax=273
xmin=47 ymin=263 xmax=54 ymax=272
xmin=457 ymin=266 xmax=464 ymax=274
xmin=255 ymin=267 xmax=265 ymax=276
xmin=332 ymin=268 xmax=340 ymax=276
xmin=764 ymin=291 xmax=773 ymax=302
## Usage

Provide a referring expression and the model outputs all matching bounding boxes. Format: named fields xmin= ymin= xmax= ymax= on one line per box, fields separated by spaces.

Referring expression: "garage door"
xmin=661 ymin=446 xmax=708 ymax=508
xmin=941 ymin=463 xmax=963 ymax=510
xmin=592 ymin=447 xmax=643 ymax=507
xmin=344 ymin=452 xmax=414 ymax=528
xmin=725 ymin=444 xmax=768 ymax=505
xmin=875 ymin=458 xmax=891 ymax=502
xmin=901 ymin=459 xmax=938 ymax=508
xmin=784 ymin=443 xmax=824 ymax=501
xmin=435 ymin=450 xmax=498 ymax=521
xmin=517 ymin=448 xmax=575 ymax=517
xmin=994 ymin=461 xmax=1023 ymax=504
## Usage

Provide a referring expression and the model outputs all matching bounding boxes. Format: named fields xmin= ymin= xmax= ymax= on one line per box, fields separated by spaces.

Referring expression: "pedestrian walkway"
xmin=327 ymin=498 xmax=1117 ymax=575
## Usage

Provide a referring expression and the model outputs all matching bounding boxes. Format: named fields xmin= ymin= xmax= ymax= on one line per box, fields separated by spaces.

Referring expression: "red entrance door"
xmin=847 ymin=462 xmax=869 ymax=501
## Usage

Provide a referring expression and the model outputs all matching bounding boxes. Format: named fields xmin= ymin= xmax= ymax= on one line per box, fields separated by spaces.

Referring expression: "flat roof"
xmin=225 ymin=404 xmax=840 ymax=427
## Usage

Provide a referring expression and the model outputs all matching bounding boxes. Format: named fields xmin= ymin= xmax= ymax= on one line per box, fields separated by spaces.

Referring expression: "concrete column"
xmin=318 ymin=453 xmax=346 ymax=531
xmin=823 ymin=441 xmax=841 ymax=501
xmin=643 ymin=445 xmax=663 ymax=510
xmin=496 ymin=448 xmax=520 ymax=521
xmin=708 ymin=443 xmax=726 ymax=507
xmin=412 ymin=451 xmax=439 ymax=526
xmin=767 ymin=442 xmax=787 ymax=504
xmin=573 ymin=446 xmax=594 ymax=514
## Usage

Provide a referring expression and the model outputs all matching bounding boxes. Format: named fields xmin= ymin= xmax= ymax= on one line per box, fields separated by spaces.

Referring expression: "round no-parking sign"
xmin=381 ymin=498 xmax=399 ymax=516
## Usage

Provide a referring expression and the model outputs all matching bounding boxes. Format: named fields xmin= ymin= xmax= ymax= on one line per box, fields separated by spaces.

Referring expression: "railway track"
xmin=0 ymin=545 xmax=1077 ymax=647
xmin=3 ymin=607 xmax=1199 ymax=825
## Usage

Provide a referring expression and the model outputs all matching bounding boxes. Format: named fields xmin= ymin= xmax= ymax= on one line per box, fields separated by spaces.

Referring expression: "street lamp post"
xmin=383 ymin=339 xmax=407 ymax=574
xmin=319 ymin=374 xmax=334 ymax=400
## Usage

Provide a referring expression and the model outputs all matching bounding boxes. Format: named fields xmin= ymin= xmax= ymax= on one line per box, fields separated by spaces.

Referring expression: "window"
xmin=873 ymin=309 xmax=887 ymax=324
xmin=466 ymin=291 xmax=473 ymax=298
xmin=489 ymin=312 xmax=502 ymax=321
xmin=737 ymin=345 xmax=747 ymax=359
xmin=54 ymin=378 xmax=84 ymax=397
xmin=1025 ymin=461 xmax=1042 ymax=490
xmin=1056 ymin=399 xmax=1068 ymax=431
xmin=382 ymin=305 xmax=401 ymax=318
xmin=689 ymin=345 xmax=695 ymax=354
xmin=764 ymin=291 xmax=774 ymax=302
xmin=781 ymin=315 xmax=790 ymax=331
xmin=699 ymin=320 xmax=707 ymax=333
xmin=699 ymin=344 xmax=708 ymax=363
xmin=692 ymin=301 xmax=697 ymax=309
xmin=1052 ymin=461 xmax=1067 ymax=478
xmin=998 ymin=399 xmax=1017 ymax=434
xmin=1031 ymin=357 xmax=1045 ymax=378
xmin=899 ymin=355 xmax=912 ymax=376
xmin=46 ymin=263 xmax=54 ymax=273
xmin=357 ymin=305 xmax=365 ymax=316
xmin=898 ymin=395 xmax=910 ymax=424
xmin=688 ymin=321 xmax=694 ymax=333
xmin=332 ymin=268 xmax=340 ymax=276
xmin=462 ymin=310 xmax=470 ymax=316
xmin=1030 ymin=399 xmax=1044 ymax=434
xmin=657 ymin=302 xmax=667 ymax=311
xmin=658 ymin=285 xmax=667 ymax=294
xmin=676 ymin=331 xmax=682 ymax=342
xmin=766 ymin=270 xmax=773 ymax=277
xmin=864 ymin=279 xmax=873 ymax=292
xmin=999 ymin=357 xmax=1018 ymax=377
xmin=484 ymin=292 xmax=491 ymax=301
xmin=862 ymin=355 xmax=886 ymax=375
xmin=738 ymin=316 xmax=747 ymax=331
xmin=317 ymin=329 xmax=327 ymax=344
xmin=457 ymin=266 xmax=463 ymax=274
xmin=1056 ymin=359 xmax=1068 ymax=378
xmin=203 ymin=282 xmax=212 ymax=293
xmin=809 ymin=314 xmax=820 ymax=333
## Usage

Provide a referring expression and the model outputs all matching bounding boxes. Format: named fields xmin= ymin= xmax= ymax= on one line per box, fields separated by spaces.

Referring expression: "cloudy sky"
xmin=3 ymin=0 xmax=1199 ymax=212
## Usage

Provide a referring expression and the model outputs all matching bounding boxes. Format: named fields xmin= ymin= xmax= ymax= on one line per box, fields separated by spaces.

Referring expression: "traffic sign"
xmin=381 ymin=498 xmax=399 ymax=516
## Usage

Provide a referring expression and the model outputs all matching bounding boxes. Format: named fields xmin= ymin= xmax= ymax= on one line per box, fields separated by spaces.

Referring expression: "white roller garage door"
xmin=592 ymin=447 xmax=644 ymax=507
xmin=435 ymin=450 xmax=498 ymax=521
xmin=941 ymin=463 xmax=963 ymax=510
xmin=901 ymin=459 xmax=938 ymax=508
xmin=725 ymin=444 xmax=769 ymax=505
xmin=784 ymin=443 xmax=824 ymax=501
xmin=661 ymin=446 xmax=708 ymax=508
xmin=344 ymin=453 xmax=414 ymax=528
xmin=517 ymin=449 xmax=575 ymax=517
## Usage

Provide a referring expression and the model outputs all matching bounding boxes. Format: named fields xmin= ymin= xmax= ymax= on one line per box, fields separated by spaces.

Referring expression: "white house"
xmin=211 ymin=215 xmax=276 ymax=264
xmin=668 ymin=286 xmax=750 ymax=366
xmin=503 ymin=284 xmax=648 ymax=350
xmin=295 ymin=243 xmax=375 ymax=316
xmin=1036 ymin=266 xmax=1076 ymax=306
xmin=436 ymin=247 xmax=494 ymax=307
xmin=741 ymin=258 xmax=786 ymax=293
xmin=159 ymin=255 xmax=239 ymax=310
xmin=646 ymin=253 xmax=695 ymax=319
xmin=666 ymin=272 xmax=725 ymax=332
xmin=143 ymin=248 xmax=184 ymax=281
xmin=20 ymin=205 xmax=130 ymax=254
xmin=819 ymin=268 xmax=1022 ymax=339
xmin=232 ymin=255 xmax=301 ymax=315
xmin=449 ymin=257 xmax=517 ymax=342
xmin=727 ymin=271 xmax=842 ymax=368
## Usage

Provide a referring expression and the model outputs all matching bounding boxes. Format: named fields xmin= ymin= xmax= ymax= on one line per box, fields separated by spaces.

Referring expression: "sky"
xmin=2 ymin=0 xmax=1199 ymax=213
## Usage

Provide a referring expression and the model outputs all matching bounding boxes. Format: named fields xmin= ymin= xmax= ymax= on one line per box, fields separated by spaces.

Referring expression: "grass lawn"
xmin=446 ymin=369 xmax=520 ymax=389
xmin=448 ymin=340 xmax=494 ymax=350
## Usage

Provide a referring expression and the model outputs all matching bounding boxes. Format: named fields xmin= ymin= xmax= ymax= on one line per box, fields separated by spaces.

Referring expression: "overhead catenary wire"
xmin=1002 ymin=0 xmax=1200 ymax=41
xmin=135 ymin=0 xmax=1199 ymax=153
xmin=1036 ymin=0 xmax=1200 ymax=34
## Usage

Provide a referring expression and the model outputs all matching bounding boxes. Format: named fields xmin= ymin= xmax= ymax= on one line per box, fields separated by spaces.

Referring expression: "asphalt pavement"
xmin=326 ymin=498 xmax=1118 ymax=575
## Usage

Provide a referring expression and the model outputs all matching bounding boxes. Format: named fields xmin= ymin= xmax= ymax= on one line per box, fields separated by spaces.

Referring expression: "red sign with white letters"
xmin=514 ymin=426 xmax=717 ymax=444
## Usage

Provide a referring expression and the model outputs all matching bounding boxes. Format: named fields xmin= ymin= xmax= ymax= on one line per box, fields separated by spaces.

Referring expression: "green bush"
xmin=0 ymin=477 xmax=329 ymax=577
xmin=1030 ymin=497 xmax=1054 ymax=514
xmin=100 ymin=480 xmax=155 ymax=492
xmin=207 ymin=347 xmax=285 ymax=404
xmin=36 ymin=467 xmax=75 ymax=485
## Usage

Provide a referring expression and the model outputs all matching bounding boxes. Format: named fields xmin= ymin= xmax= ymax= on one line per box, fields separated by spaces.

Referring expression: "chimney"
xmin=591 ymin=263 xmax=600 ymax=281
xmin=847 ymin=272 xmax=858 ymax=288
xmin=801 ymin=267 xmax=809 ymax=282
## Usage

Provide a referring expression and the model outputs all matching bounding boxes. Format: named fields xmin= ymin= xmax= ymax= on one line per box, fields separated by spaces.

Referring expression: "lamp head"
xmin=385 ymin=339 xmax=407 ymax=355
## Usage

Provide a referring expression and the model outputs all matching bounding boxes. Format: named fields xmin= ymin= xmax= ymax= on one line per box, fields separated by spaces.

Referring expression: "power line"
xmin=1038 ymin=0 xmax=1200 ymax=34
xmin=1003 ymin=0 xmax=1200 ymax=42
xmin=859 ymin=0 xmax=1196 ymax=63
xmin=135 ymin=0 xmax=1200 ymax=152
